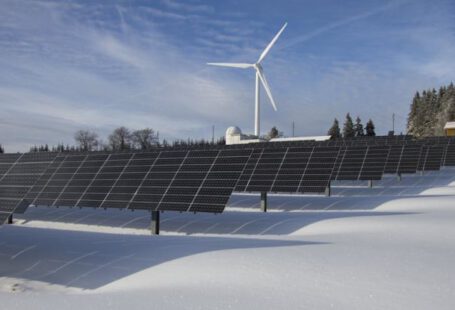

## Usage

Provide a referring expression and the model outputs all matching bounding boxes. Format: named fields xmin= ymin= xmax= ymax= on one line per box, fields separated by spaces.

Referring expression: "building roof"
xmin=444 ymin=122 xmax=455 ymax=129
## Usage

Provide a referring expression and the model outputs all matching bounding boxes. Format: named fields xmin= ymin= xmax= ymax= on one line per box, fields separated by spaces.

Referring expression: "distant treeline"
xmin=28 ymin=126 xmax=226 ymax=153
xmin=407 ymin=82 xmax=455 ymax=137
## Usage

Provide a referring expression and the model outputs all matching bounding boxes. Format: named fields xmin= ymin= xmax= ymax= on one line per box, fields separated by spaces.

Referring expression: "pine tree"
xmin=354 ymin=117 xmax=364 ymax=137
xmin=328 ymin=118 xmax=341 ymax=139
xmin=365 ymin=119 xmax=376 ymax=136
xmin=342 ymin=113 xmax=355 ymax=138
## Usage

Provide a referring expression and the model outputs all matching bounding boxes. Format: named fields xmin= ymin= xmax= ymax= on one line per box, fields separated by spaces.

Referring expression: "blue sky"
xmin=0 ymin=0 xmax=454 ymax=151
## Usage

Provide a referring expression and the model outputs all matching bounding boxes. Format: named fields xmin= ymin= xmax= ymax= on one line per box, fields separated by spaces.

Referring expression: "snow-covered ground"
xmin=1 ymin=169 xmax=455 ymax=309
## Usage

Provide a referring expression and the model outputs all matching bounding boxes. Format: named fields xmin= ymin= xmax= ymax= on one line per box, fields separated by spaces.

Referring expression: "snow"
xmin=1 ymin=169 xmax=455 ymax=309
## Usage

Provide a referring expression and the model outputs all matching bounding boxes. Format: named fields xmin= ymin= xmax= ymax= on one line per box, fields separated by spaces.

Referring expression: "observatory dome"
xmin=226 ymin=126 xmax=242 ymax=136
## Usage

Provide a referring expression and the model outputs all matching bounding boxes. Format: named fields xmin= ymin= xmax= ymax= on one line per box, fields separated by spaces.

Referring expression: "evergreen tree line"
xmin=328 ymin=113 xmax=375 ymax=139
xmin=28 ymin=126 xmax=226 ymax=153
xmin=407 ymin=83 xmax=455 ymax=137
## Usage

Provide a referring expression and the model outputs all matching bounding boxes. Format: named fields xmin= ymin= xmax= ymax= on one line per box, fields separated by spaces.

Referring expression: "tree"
xmin=0 ymin=144 xmax=4 ymax=153
xmin=108 ymin=127 xmax=131 ymax=151
xmin=267 ymin=126 xmax=280 ymax=139
xmin=365 ymin=119 xmax=376 ymax=136
xmin=342 ymin=113 xmax=355 ymax=138
xmin=131 ymin=128 xmax=159 ymax=150
xmin=74 ymin=130 xmax=99 ymax=151
xmin=328 ymin=118 xmax=341 ymax=139
xmin=354 ymin=117 xmax=364 ymax=137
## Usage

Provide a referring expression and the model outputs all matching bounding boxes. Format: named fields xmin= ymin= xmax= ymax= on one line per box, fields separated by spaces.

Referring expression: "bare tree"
xmin=108 ymin=127 xmax=131 ymax=150
xmin=74 ymin=130 xmax=99 ymax=151
xmin=131 ymin=128 xmax=159 ymax=150
xmin=267 ymin=126 xmax=282 ymax=139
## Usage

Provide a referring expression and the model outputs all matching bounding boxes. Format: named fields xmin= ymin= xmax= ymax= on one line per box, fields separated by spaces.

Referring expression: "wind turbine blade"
xmin=257 ymin=22 xmax=287 ymax=63
xmin=207 ymin=62 xmax=254 ymax=69
xmin=256 ymin=68 xmax=277 ymax=111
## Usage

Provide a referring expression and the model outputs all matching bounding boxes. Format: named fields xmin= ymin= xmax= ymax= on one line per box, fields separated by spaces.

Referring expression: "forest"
xmin=407 ymin=83 xmax=455 ymax=137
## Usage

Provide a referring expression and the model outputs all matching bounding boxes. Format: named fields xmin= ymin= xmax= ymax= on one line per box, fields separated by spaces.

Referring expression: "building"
xmin=225 ymin=126 xmax=330 ymax=145
xmin=444 ymin=122 xmax=455 ymax=137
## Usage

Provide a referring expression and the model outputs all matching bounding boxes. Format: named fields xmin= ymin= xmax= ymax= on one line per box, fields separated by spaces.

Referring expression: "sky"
xmin=0 ymin=0 xmax=454 ymax=152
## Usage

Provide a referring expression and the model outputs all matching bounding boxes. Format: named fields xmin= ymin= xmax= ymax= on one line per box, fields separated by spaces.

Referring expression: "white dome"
xmin=226 ymin=126 xmax=242 ymax=136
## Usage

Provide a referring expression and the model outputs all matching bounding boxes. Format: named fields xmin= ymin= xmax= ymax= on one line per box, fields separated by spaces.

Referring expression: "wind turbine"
xmin=207 ymin=23 xmax=287 ymax=137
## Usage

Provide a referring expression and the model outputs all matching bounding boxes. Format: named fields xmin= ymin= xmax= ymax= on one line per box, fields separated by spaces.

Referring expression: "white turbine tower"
xmin=207 ymin=22 xmax=287 ymax=137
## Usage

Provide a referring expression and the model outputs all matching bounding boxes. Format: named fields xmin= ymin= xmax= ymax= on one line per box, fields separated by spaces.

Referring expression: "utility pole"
xmin=212 ymin=125 xmax=215 ymax=144
xmin=292 ymin=121 xmax=295 ymax=137
xmin=392 ymin=113 xmax=395 ymax=133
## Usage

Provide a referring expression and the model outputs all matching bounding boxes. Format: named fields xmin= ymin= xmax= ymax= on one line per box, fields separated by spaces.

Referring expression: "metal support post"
xmin=325 ymin=181 xmax=331 ymax=197
xmin=260 ymin=192 xmax=267 ymax=212
xmin=151 ymin=210 xmax=160 ymax=235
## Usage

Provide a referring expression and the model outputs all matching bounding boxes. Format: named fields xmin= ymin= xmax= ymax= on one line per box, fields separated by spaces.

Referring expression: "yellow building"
xmin=444 ymin=122 xmax=455 ymax=136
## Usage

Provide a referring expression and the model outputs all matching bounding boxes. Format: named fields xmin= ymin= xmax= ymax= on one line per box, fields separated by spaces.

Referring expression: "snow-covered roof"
xmin=444 ymin=122 xmax=455 ymax=129
xmin=270 ymin=136 xmax=331 ymax=142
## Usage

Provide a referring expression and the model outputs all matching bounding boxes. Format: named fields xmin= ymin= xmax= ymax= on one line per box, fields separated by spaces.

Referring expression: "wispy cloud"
xmin=161 ymin=0 xmax=214 ymax=14
xmin=282 ymin=1 xmax=407 ymax=50
xmin=0 ymin=0 xmax=454 ymax=152
xmin=0 ymin=0 xmax=251 ymax=151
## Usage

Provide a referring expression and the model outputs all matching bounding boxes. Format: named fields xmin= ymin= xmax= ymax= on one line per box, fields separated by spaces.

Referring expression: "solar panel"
xmin=245 ymin=148 xmax=287 ymax=192
xmin=417 ymin=146 xmax=428 ymax=171
xmin=335 ymin=146 xmax=368 ymax=180
xmin=153 ymin=150 xmax=218 ymax=212
xmin=398 ymin=144 xmax=423 ymax=174
xmin=189 ymin=149 xmax=252 ymax=212
xmin=359 ymin=146 xmax=390 ymax=180
xmin=234 ymin=149 xmax=263 ymax=192
xmin=270 ymin=147 xmax=313 ymax=193
xmin=127 ymin=150 xmax=188 ymax=211
xmin=444 ymin=144 xmax=455 ymax=166
xmin=0 ymin=152 xmax=57 ymax=219
xmin=383 ymin=145 xmax=404 ymax=174
xmin=331 ymin=146 xmax=346 ymax=180
xmin=419 ymin=145 xmax=444 ymax=171
xmin=298 ymin=146 xmax=339 ymax=193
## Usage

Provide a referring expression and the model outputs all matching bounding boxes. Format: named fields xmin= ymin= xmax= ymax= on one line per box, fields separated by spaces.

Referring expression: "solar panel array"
xmin=1 ymin=149 xmax=253 ymax=219
xmin=2 ymin=134 xmax=455 ymax=227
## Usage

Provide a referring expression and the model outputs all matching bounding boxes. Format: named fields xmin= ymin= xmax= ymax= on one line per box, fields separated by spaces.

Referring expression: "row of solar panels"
xmin=1 ymin=142 xmax=454 ymax=225
xmin=165 ymin=135 xmax=455 ymax=151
